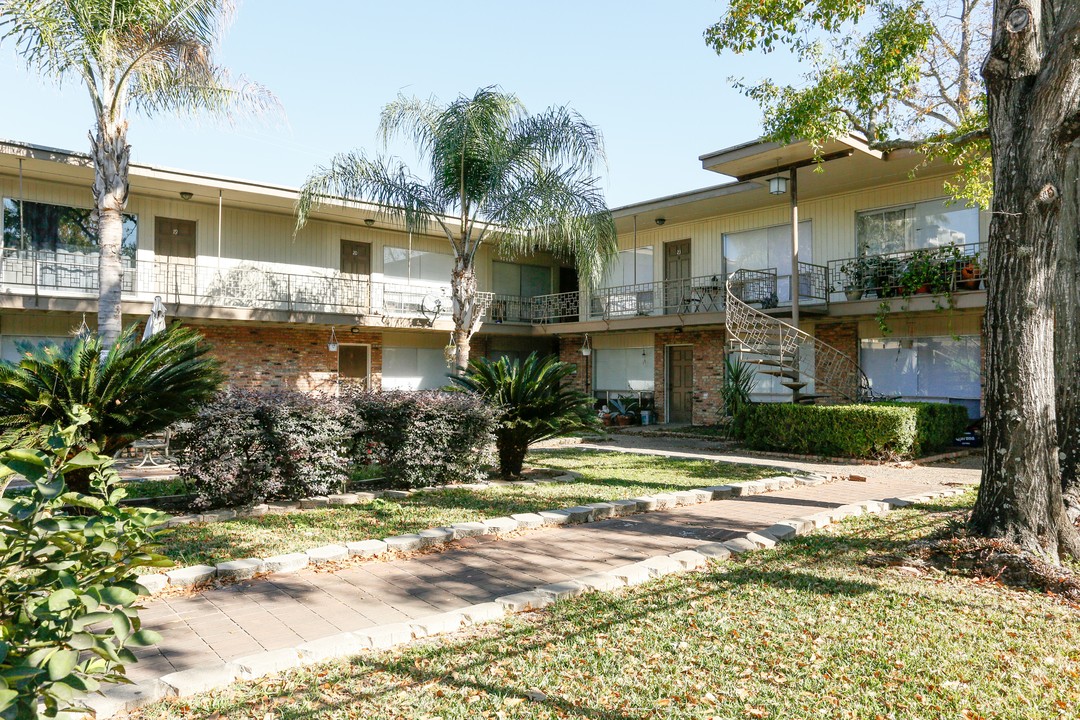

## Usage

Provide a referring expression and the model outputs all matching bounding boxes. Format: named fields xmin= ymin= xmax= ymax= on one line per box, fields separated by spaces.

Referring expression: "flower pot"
xmin=844 ymin=287 xmax=865 ymax=301
xmin=601 ymin=414 xmax=613 ymax=426
xmin=959 ymin=263 xmax=982 ymax=291
xmin=616 ymin=415 xmax=632 ymax=426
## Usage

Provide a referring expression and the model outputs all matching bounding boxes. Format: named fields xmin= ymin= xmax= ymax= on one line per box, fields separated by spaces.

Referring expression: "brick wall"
xmin=813 ymin=321 xmax=859 ymax=399
xmin=556 ymin=334 xmax=589 ymax=394
xmin=654 ymin=328 xmax=727 ymax=425
xmin=195 ymin=324 xmax=382 ymax=393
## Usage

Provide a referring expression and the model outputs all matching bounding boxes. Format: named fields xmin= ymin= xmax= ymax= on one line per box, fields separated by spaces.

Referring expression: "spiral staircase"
xmin=725 ymin=269 xmax=871 ymax=404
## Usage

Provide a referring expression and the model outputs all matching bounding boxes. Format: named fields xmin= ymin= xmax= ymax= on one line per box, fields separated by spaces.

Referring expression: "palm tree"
xmin=0 ymin=0 xmax=277 ymax=349
xmin=296 ymin=86 xmax=619 ymax=372
xmin=451 ymin=353 xmax=598 ymax=476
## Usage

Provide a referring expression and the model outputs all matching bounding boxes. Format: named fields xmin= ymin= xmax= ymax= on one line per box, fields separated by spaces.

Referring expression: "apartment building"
xmin=0 ymin=134 xmax=987 ymax=424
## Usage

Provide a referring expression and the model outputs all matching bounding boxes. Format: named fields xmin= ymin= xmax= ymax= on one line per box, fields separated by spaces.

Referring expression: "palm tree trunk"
xmin=450 ymin=255 xmax=482 ymax=374
xmin=90 ymin=119 xmax=131 ymax=350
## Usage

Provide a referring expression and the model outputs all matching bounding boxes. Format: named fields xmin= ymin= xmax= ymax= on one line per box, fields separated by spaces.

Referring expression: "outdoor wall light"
xmin=364 ymin=218 xmax=376 ymax=227
xmin=581 ymin=334 xmax=592 ymax=357
xmin=768 ymin=176 xmax=789 ymax=195
xmin=179 ymin=191 xmax=193 ymax=200
xmin=655 ymin=217 xmax=666 ymax=226
xmin=327 ymin=326 xmax=339 ymax=352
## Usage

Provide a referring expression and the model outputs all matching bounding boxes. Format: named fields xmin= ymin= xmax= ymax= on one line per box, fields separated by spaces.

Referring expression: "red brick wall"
xmin=814 ymin=321 xmax=859 ymax=399
xmin=195 ymin=324 xmax=383 ymax=393
xmin=654 ymin=328 xmax=727 ymax=425
xmin=556 ymin=334 xmax=589 ymax=394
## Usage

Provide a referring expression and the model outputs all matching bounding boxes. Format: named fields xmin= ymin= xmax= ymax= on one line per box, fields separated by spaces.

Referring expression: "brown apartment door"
xmin=664 ymin=240 xmax=691 ymax=313
xmin=155 ymin=217 xmax=197 ymax=294
xmin=667 ymin=346 xmax=693 ymax=423
xmin=340 ymin=240 xmax=371 ymax=276
xmin=339 ymin=344 xmax=370 ymax=390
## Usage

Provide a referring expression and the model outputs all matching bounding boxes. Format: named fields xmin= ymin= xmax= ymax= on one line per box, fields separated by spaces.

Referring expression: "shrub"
xmin=737 ymin=401 xmax=969 ymax=460
xmin=0 ymin=323 xmax=222 ymax=493
xmin=0 ymin=410 xmax=171 ymax=719
xmin=344 ymin=390 xmax=497 ymax=488
xmin=450 ymin=353 xmax=598 ymax=476
xmin=175 ymin=389 xmax=352 ymax=509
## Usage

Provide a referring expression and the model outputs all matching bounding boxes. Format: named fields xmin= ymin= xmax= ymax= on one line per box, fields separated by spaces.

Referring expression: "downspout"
xmin=790 ymin=168 xmax=799 ymax=330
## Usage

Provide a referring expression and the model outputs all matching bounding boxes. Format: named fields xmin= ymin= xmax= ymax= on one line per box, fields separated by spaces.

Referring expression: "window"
xmin=3 ymin=199 xmax=137 ymax=258
xmin=860 ymin=335 xmax=981 ymax=417
xmin=723 ymin=222 xmax=812 ymax=302
xmin=338 ymin=345 xmax=370 ymax=389
xmin=383 ymin=247 xmax=454 ymax=284
xmin=857 ymin=199 xmax=980 ymax=255
xmin=599 ymin=246 xmax=653 ymax=289
xmin=594 ymin=347 xmax=655 ymax=393
xmin=492 ymin=262 xmax=552 ymax=298
xmin=382 ymin=346 xmax=449 ymax=390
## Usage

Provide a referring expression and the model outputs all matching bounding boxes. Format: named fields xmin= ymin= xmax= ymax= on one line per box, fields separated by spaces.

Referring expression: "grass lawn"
xmin=156 ymin=449 xmax=777 ymax=567
xmin=133 ymin=490 xmax=1080 ymax=719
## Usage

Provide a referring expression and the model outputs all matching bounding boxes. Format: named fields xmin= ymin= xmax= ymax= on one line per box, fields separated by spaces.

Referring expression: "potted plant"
xmin=958 ymin=252 xmax=983 ymax=291
xmin=838 ymin=257 xmax=871 ymax=301
xmin=609 ymin=398 xmax=637 ymax=426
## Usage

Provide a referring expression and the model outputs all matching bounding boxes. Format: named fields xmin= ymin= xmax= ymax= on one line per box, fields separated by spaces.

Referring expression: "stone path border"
xmin=138 ymin=471 xmax=833 ymax=596
xmin=87 ymin=485 xmax=968 ymax=718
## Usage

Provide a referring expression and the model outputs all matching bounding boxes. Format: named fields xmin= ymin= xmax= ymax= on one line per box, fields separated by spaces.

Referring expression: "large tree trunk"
xmin=970 ymin=0 xmax=1080 ymax=561
xmin=1059 ymin=142 xmax=1080 ymax=521
xmin=90 ymin=119 xmax=131 ymax=351
xmin=450 ymin=255 xmax=483 ymax=375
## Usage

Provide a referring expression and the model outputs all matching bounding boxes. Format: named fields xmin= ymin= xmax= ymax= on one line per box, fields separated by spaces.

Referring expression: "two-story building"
xmin=0 ymin=134 xmax=987 ymax=424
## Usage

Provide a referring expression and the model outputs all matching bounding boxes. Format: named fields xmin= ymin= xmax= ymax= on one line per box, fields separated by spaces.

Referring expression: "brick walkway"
xmin=128 ymin=457 xmax=979 ymax=684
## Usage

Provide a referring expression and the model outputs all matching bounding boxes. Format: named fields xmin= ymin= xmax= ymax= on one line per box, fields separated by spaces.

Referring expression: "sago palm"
xmin=296 ymin=86 xmax=618 ymax=372
xmin=0 ymin=0 xmax=277 ymax=348
xmin=451 ymin=352 xmax=597 ymax=476
xmin=0 ymin=323 xmax=222 ymax=484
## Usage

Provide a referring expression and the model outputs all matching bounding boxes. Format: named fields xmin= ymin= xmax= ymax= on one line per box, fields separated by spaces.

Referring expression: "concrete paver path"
xmin=128 ymin=446 xmax=980 ymax=685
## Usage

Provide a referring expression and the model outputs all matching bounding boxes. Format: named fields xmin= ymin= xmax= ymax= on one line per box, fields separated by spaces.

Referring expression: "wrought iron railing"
xmin=0 ymin=249 xmax=530 ymax=322
xmin=531 ymin=290 xmax=582 ymax=324
xmin=725 ymin=268 xmax=870 ymax=403
xmin=827 ymin=242 xmax=984 ymax=302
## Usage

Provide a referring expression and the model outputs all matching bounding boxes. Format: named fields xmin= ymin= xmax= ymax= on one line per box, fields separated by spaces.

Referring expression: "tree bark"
xmin=1058 ymin=141 xmax=1080 ymax=520
xmin=969 ymin=0 xmax=1080 ymax=561
xmin=90 ymin=118 xmax=131 ymax=351
xmin=450 ymin=254 xmax=482 ymax=375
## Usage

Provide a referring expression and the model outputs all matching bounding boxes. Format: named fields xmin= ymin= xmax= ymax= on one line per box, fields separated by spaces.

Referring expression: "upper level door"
xmin=664 ymin=239 xmax=691 ymax=312
xmin=340 ymin=240 xmax=371 ymax=276
xmin=155 ymin=218 xmax=196 ymax=261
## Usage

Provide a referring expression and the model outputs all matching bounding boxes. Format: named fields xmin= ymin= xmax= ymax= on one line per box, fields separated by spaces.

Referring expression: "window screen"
xmin=382 ymin=248 xmax=454 ymax=284
xmin=594 ymin=348 xmax=655 ymax=392
xmin=382 ymin=347 xmax=449 ymax=390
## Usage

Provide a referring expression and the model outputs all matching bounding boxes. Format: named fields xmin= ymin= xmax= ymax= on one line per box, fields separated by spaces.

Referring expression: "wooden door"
xmin=664 ymin=240 xmax=691 ymax=313
xmin=667 ymin=345 xmax=693 ymax=423
xmin=340 ymin=240 xmax=371 ymax=276
xmin=339 ymin=345 xmax=370 ymax=389
xmin=155 ymin=218 xmax=196 ymax=260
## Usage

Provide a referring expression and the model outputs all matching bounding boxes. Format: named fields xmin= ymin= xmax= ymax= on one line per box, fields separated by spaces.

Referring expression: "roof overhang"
xmin=698 ymin=134 xmax=883 ymax=179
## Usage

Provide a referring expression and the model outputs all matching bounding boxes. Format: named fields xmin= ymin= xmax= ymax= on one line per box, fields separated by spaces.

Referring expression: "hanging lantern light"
xmin=327 ymin=326 xmax=339 ymax=352
xmin=768 ymin=175 xmax=789 ymax=195
xmin=581 ymin=334 xmax=592 ymax=357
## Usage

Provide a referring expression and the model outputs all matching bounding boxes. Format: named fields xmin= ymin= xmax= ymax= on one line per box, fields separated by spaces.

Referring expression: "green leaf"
xmin=46 ymin=588 xmax=79 ymax=613
xmin=0 ymin=689 xmax=17 ymax=712
xmin=46 ymin=649 xmax=78 ymax=681
xmin=111 ymin=610 xmax=131 ymax=641
xmin=95 ymin=586 xmax=137 ymax=607
xmin=3 ymin=460 xmax=46 ymax=483
xmin=126 ymin=629 xmax=162 ymax=647
xmin=63 ymin=451 xmax=103 ymax=469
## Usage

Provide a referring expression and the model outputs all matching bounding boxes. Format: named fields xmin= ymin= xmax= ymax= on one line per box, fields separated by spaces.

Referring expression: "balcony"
xmin=530 ymin=262 xmax=828 ymax=324
xmin=0 ymin=249 xmax=531 ymax=326
xmin=826 ymin=243 xmax=985 ymax=303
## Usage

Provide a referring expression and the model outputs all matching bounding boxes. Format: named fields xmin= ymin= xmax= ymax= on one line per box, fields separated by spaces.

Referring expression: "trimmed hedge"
xmin=736 ymin=401 xmax=969 ymax=460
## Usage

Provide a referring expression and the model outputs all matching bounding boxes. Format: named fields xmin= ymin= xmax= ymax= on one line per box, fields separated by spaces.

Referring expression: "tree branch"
xmin=869 ymin=126 xmax=990 ymax=152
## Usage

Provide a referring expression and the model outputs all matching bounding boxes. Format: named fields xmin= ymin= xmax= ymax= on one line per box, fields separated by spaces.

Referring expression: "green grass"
xmin=132 ymin=491 xmax=1080 ymax=720
xmin=155 ymin=449 xmax=776 ymax=567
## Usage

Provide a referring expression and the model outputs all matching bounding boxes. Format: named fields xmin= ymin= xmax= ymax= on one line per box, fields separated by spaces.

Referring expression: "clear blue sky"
xmin=0 ymin=1 xmax=799 ymax=208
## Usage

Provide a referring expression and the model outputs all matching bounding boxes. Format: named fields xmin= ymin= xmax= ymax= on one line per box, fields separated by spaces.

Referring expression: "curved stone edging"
xmin=88 ymin=485 xmax=967 ymax=719
xmin=136 ymin=472 xmax=835 ymax=595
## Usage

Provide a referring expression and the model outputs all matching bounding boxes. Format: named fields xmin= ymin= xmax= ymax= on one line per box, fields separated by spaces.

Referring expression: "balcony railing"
xmin=531 ymin=291 xmax=582 ymax=324
xmin=0 ymin=249 xmax=505 ymax=322
xmin=827 ymin=243 xmax=984 ymax=302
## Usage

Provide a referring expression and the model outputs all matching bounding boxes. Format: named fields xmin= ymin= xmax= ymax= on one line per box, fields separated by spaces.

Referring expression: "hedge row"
xmin=736 ymin=401 xmax=969 ymax=460
xmin=175 ymin=388 xmax=497 ymax=509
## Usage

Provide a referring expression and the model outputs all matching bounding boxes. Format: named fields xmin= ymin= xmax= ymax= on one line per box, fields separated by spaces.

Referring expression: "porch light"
xmin=581 ymin=334 xmax=592 ymax=357
xmin=768 ymin=176 xmax=789 ymax=195
xmin=327 ymin=326 xmax=339 ymax=352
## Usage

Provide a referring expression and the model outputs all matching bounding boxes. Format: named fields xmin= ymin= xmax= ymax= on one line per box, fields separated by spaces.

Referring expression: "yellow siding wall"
xmin=857 ymin=311 xmax=982 ymax=339
xmin=0 ymin=173 xmax=560 ymax=293
xmin=615 ymin=175 xmax=990 ymax=281
xmin=592 ymin=332 xmax=655 ymax=349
